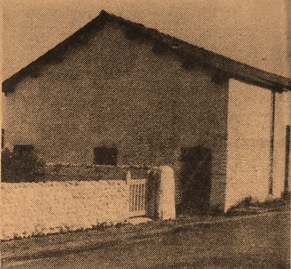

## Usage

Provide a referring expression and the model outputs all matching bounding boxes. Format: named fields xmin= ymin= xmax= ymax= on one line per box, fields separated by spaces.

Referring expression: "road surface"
xmin=3 ymin=211 xmax=290 ymax=269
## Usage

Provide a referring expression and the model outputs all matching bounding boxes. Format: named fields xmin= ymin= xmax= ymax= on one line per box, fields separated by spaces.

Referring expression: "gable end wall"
xmin=2 ymin=22 xmax=229 ymax=208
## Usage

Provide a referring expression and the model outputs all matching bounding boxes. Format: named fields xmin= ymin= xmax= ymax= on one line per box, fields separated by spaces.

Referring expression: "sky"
xmin=2 ymin=0 xmax=291 ymax=80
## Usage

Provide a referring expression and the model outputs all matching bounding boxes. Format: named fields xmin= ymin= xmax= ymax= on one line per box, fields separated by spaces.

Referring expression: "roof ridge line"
xmin=2 ymin=10 xmax=291 ymax=92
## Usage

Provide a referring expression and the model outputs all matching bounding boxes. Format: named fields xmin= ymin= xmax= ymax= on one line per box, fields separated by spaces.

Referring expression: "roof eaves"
xmin=2 ymin=10 xmax=291 ymax=93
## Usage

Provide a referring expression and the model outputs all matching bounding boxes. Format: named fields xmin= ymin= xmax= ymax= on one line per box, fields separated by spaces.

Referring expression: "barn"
xmin=2 ymin=10 xmax=291 ymax=212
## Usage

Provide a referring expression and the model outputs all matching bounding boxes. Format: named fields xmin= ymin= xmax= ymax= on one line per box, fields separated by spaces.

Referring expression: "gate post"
xmin=157 ymin=166 xmax=176 ymax=220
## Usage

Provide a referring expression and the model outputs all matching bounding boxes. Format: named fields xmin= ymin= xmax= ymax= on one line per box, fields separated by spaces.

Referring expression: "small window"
xmin=94 ymin=147 xmax=118 ymax=165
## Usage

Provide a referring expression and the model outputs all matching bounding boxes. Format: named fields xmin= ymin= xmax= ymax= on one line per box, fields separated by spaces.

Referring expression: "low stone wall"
xmin=1 ymin=165 xmax=176 ymax=241
xmin=1 ymin=180 xmax=128 ymax=241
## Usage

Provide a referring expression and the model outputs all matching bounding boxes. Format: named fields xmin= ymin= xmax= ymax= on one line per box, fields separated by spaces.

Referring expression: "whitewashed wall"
xmin=1 ymin=166 xmax=177 ymax=241
xmin=225 ymin=79 xmax=273 ymax=211
xmin=1 ymin=180 xmax=129 ymax=240
xmin=272 ymin=91 xmax=291 ymax=197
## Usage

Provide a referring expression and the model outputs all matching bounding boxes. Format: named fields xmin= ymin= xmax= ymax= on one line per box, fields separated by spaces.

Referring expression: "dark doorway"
xmin=178 ymin=146 xmax=212 ymax=214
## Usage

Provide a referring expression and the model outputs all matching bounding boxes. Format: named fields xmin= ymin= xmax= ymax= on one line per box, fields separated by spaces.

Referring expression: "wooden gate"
xmin=128 ymin=178 xmax=147 ymax=217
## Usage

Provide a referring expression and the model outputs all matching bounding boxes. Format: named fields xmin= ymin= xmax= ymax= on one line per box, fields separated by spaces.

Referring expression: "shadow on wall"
xmin=177 ymin=146 xmax=212 ymax=215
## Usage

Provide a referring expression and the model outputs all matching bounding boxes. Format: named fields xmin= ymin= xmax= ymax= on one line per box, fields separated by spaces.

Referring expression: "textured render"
xmin=1 ymin=180 xmax=129 ymax=241
xmin=2 ymin=21 xmax=229 ymax=208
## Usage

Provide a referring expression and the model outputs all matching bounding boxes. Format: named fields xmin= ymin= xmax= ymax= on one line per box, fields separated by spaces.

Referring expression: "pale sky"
xmin=2 ymin=0 xmax=291 ymax=80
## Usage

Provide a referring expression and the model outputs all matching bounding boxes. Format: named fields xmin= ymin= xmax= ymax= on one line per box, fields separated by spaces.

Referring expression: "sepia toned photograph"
xmin=1 ymin=0 xmax=290 ymax=268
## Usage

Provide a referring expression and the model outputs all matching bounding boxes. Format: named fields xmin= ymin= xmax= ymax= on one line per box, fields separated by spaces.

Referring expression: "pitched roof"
xmin=2 ymin=10 xmax=291 ymax=93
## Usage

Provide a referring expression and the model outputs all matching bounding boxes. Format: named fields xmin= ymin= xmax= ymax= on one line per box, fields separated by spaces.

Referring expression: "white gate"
xmin=128 ymin=178 xmax=147 ymax=217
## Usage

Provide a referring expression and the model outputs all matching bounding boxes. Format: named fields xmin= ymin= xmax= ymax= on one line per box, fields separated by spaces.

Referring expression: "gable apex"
xmin=2 ymin=10 xmax=291 ymax=93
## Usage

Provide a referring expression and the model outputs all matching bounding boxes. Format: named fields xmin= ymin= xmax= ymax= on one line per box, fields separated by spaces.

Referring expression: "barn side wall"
xmin=225 ymin=79 xmax=273 ymax=210
xmin=2 ymin=22 xmax=229 ymax=209
xmin=226 ymin=80 xmax=290 ymax=211
xmin=273 ymin=91 xmax=291 ymax=197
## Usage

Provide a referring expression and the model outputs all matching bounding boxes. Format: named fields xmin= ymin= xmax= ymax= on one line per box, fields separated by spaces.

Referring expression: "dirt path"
xmin=2 ymin=211 xmax=289 ymax=269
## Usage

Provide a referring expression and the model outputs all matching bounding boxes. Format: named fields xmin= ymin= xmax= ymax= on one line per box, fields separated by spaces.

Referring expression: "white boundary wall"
xmin=1 ymin=180 xmax=129 ymax=240
xmin=1 ymin=166 xmax=176 ymax=240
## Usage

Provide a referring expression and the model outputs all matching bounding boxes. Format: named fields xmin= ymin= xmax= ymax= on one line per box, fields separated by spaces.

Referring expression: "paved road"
xmin=3 ymin=211 xmax=290 ymax=269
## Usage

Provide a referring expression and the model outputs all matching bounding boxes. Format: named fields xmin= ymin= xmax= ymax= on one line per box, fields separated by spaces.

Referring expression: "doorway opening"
xmin=178 ymin=146 xmax=212 ymax=214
